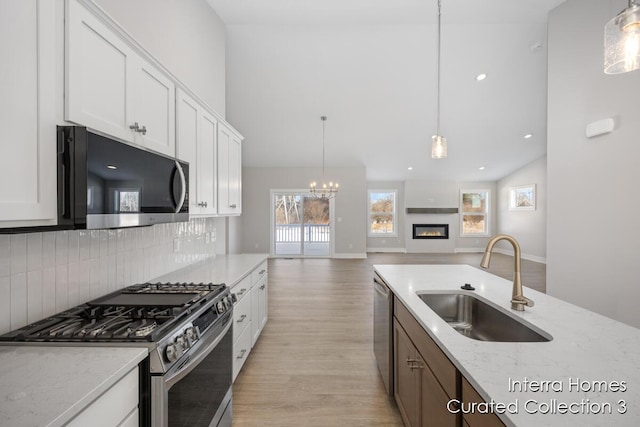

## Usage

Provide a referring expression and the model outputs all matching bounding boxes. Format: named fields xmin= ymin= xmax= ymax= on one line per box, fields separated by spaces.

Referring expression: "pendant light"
xmin=432 ymin=0 xmax=447 ymax=158
xmin=605 ymin=0 xmax=640 ymax=74
xmin=309 ymin=116 xmax=339 ymax=199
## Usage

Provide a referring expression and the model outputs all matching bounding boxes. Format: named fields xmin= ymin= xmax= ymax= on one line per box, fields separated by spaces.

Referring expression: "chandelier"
xmin=431 ymin=0 xmax=447 ymax=159
xmin=309 ymin=116 xmax=339 ymax=199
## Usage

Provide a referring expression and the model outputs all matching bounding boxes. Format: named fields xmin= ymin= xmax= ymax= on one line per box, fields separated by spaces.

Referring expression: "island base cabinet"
xmin=462 ymin=378 xmax=506 ymax=427
xmin=394 ymin=319 xmax=420 ymax=427
xmin=393 ymin=319 xmax=458 ymax=427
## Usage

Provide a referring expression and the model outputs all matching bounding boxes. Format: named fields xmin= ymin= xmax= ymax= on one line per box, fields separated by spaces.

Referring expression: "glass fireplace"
xmin=412 ymin=224 xmax=449 ymax=239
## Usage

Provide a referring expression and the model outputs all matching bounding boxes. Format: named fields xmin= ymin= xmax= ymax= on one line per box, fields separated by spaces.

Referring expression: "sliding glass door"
xmin=273 ymin=192 xmax=331 ymax=257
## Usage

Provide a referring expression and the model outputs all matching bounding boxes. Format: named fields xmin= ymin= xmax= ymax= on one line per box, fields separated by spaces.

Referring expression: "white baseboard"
xmin=333 ymin=253 xmax=368 ymax=259
xmin=367 ymin=248 xmax=407 ymax=253
xmin=454 ymin=248 xmax=485 ymax=253
xmin=492 ymin=247 xmax=546 ymax=264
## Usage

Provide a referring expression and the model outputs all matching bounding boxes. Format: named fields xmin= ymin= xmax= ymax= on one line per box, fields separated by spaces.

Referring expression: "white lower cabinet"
xmin=231 ymin=261 xmax=268 ymax=382
xmin=232 ymin=321 xmax=252 ymax=382
xmin=66 ymin=366 xmax=139 ymax=427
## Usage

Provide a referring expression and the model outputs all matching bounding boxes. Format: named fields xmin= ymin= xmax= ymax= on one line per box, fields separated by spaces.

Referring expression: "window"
xmin=460 ymin=190 xmax=489 ymax=236
xmin=368 ymin=190 xmax=397 ymax=237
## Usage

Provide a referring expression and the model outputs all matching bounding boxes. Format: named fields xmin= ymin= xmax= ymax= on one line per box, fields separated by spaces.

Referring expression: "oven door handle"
xmin=164 ymin=316 xmax=232 ymax=389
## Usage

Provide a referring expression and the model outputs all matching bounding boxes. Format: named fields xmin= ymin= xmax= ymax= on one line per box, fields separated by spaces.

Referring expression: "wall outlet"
xmin=173 ymin=238 xmax=180 ymax=253
xmin=205 ymin=233 xmax=210 ymax=244
xmin=210 ymin=232 xmax=216 ymax=242
xmin=254 ymin=243 xmax=259 ymax=249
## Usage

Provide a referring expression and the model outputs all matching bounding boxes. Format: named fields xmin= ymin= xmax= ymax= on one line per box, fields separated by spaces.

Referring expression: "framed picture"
xmin=509 ymin=184 xmax=536 ymax=211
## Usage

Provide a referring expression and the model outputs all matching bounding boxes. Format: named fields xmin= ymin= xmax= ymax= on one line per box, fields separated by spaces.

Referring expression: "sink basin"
xmin=417 ymin=292 xmax=552 ymax=342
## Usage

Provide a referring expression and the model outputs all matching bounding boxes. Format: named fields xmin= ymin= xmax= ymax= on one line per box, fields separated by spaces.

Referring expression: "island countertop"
xmin=0 ymin=346 xmax=148 ymax=426
xmin=374 ymin=264 xmax=640 ymax=426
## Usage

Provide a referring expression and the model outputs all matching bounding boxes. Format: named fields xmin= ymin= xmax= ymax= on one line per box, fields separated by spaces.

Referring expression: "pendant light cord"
xmin=436 ymin=0 xmax=442 ymax=136
xmin=321 ymin=116 xmax=327 ymax=184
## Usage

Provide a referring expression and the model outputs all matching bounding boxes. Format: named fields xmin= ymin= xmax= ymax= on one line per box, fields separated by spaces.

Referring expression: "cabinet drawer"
xmin=251 ymin=262 xmax=268 ymax=285
xmin=233 ymin=323 xmax=252 ymax=382
xmin=232 ymin=274 xmax=252 ymax=300
xmin=462 ymin=377 xmax=506 ymax=427
xmin=233 ymin=289 xmax=251 ymax=342
xmin=395 ymin=299 xmax=458 ymax=398
xmin=67 ymin=367 xmax=138 ymax=427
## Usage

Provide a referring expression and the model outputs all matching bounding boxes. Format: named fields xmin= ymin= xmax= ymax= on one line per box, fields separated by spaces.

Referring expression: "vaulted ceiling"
xmin=207 ymin=0 xmax=567 ymax=181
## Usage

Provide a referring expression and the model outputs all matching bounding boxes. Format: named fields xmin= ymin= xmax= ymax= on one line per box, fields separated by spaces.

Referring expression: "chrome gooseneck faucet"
xmin=480 ymin=234 xmax=534 ymax=311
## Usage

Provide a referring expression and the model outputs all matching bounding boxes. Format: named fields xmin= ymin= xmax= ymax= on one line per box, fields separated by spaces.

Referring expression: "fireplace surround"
xmin=413 ymin=224 xmax=449 ymax=239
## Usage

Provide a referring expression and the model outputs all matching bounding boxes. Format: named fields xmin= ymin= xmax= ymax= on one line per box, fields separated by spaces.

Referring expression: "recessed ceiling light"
xmin=523 ymin=133 xmax=533 ymax=139
xmin=107 ymin=164 xmax=117 ymax=169
xmin=476 ymin=73 xmax=487 ymax=81
xmin=408 ymin=166 xmax=413 ymax=171
xmin=479 ymin=166 xmax=486 ymax=171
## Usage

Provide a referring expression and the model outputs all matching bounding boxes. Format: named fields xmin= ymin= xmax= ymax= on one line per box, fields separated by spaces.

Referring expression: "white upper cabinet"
xmin=217 ymin=123 xmax=242 ymax=215
xmin=65 ymin=0 xmax=175 ymax=156
xmin=176 ymin=89 xmax=217 ymax=215
xmin=0 ymin=0 xmax=57 ymax=226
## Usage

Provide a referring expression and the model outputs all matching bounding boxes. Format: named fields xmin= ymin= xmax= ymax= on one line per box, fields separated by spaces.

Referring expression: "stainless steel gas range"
xmin=0 ymin=282 xmax=234 ymax=427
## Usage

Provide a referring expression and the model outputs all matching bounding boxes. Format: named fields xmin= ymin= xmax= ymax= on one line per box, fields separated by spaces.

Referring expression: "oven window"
xmin=168 ymin=326 xmax=232 ymax=427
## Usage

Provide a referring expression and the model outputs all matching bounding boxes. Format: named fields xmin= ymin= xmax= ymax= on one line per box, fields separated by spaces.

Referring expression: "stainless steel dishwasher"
xmin=373 ymin=272 xmax=393 ymax=396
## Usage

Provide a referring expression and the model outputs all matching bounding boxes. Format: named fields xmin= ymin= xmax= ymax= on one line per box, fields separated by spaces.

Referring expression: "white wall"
xmin=496 ymin=156 xmax=547 ymax=262
xmin=0 ymin=217 xmax=224 ymax=335
xmin=547 ymin=0 xmax=640 ymax=328
xmin=242 ymin=166 xmax=367 ymax=257
xmin=404 ymin=180 xmax=497 ymax=253
xmin=95 ymin=0 xmax=226 ymax=115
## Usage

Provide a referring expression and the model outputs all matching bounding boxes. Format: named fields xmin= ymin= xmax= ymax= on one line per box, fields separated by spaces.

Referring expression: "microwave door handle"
xmin=174 ymin=160 xmax=186 ymax=213
xmin=164 ymin=316 xmax=232 ymax=389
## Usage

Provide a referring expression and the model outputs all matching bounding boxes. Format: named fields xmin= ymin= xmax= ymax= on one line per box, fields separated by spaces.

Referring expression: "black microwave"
xmin=57 ymin=126 xmax=189 ymax=230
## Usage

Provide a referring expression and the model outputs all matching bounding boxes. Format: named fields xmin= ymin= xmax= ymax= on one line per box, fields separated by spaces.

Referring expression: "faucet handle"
xmin=511 ymin=296 xmax=535 ymax=310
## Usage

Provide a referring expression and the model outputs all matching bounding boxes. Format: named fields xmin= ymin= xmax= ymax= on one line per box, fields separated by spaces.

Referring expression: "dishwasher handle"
xmin=373 ymin=277 xmax=390 ymax=298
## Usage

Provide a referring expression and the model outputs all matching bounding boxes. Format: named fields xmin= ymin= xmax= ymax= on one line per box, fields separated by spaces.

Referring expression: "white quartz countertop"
xmin=153 ymin=253 xmax=269 ymax=288
xmin=0 ymin=346 xmax=147 ymax=426
xmin=374 ymin=264 xmax=640 ymax=427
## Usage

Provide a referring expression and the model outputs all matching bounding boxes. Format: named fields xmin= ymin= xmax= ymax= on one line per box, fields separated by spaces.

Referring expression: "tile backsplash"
xmin=0 ymin=217 xmax=221 ymax=335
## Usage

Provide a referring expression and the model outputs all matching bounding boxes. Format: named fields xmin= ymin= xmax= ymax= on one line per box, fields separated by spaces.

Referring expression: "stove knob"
xmin=165 ymin=343 xmax=179 ymax=363
xmin=176 ymin=335 xmax=189 ymax=351
xmin=185 ymin=327 xmax=198 ymax=344
xmin=217 ymin=301 xmax=225 ymax=313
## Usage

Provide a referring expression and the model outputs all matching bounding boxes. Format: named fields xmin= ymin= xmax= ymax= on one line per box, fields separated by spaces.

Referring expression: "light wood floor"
xmin=232 ymin=253 xmax=546 ymax=426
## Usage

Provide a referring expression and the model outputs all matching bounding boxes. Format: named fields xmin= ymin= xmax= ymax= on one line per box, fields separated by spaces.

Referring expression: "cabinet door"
xmin=217 ymin=124 xmax=242 ymax=215
xmin=131 ymin=56 xmax=175 ymax=156
xmin=420 ymin=355 xmax=458 ymax=427
xmin=250 ymin=275 xmax=267 ymax=347
xmin=0 ymin=0 xmax=57 ymax=225
xmin=394 ymin=320 xmax=420 ymax=427
xmin=176 ymin=89 xmax=199 ymax=213
xmin=198 ymin=110 xmax=217 ymax=214
xmin=65 ymin=0 xmax=133 ymax=142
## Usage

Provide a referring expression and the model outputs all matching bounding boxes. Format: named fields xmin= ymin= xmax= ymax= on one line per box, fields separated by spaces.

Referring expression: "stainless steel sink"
xmin=417 ymin=292 xmax=552 ymax=342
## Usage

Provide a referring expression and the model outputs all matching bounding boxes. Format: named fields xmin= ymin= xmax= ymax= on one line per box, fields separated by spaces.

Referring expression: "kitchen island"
xmin=374 ymin=264 xmax=640 ymax=426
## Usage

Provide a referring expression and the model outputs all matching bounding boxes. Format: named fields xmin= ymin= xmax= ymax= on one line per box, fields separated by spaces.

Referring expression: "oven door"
xmin=152 ymin=312 xmax=233 ymax=427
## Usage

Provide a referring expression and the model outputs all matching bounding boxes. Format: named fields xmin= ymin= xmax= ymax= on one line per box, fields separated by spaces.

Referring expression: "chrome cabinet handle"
xmin=260 ymin=284 xmax=265 ymax=290
xmin=259 ymin=269 xmax=266 ymax=275
xmin=129 ymin=122 xmax=147 ymax=135
xmin=236 ymin=349 xmax=247 ymax=359
xmin=236 ymin=288 xmax=247 ymax=297
xmin=197 ymin=201 xmax=208 ymax=207
xmin=236 ymin=314 xmax=247 ymax=323
xmin=230 ymin=204 xmax=237 ymax=208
